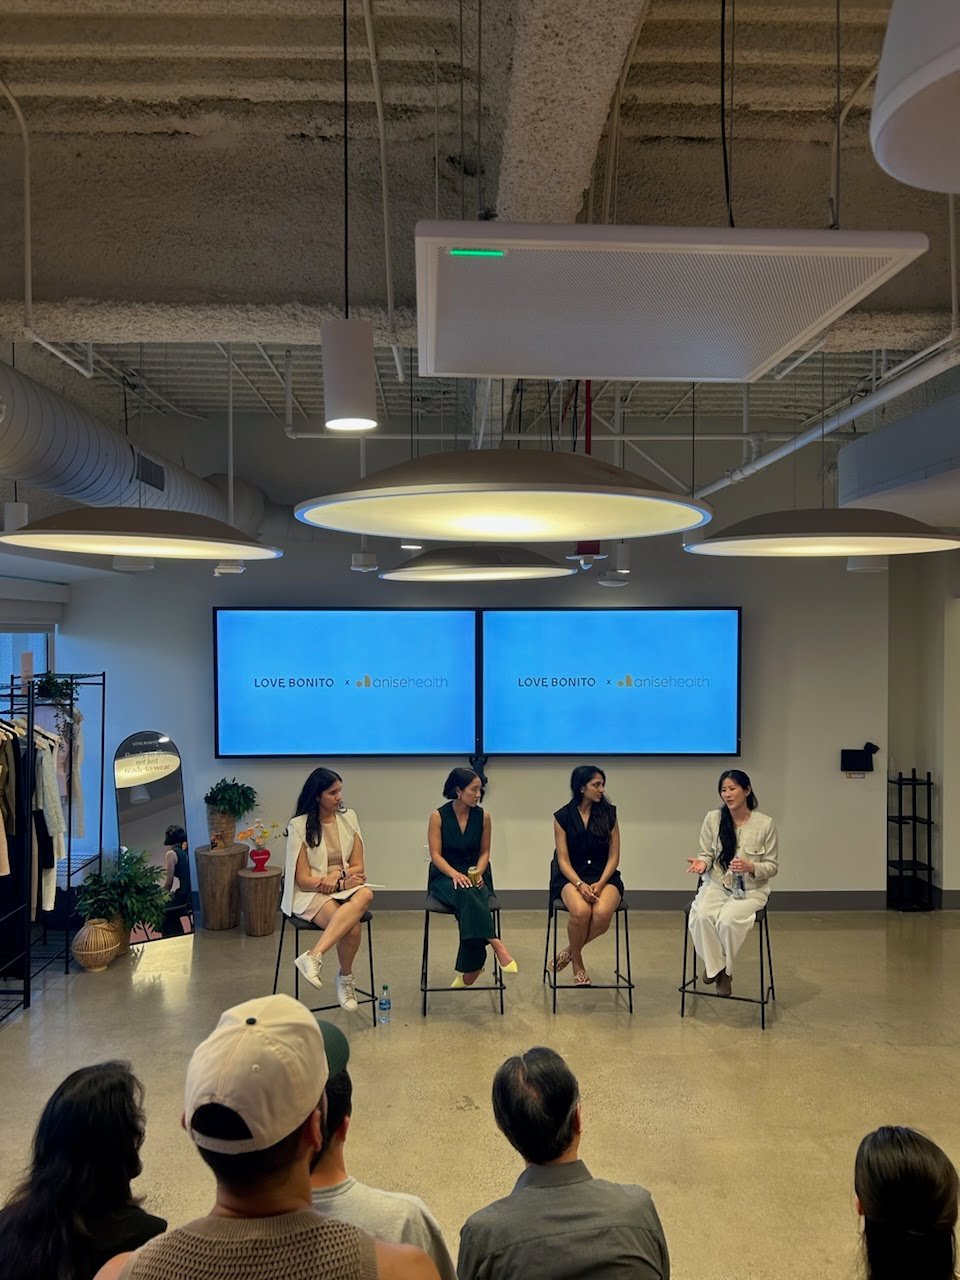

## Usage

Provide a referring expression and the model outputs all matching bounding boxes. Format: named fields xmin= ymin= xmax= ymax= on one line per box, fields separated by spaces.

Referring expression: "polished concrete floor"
xmin=2 ymin=909 xmax=959 ymax=1279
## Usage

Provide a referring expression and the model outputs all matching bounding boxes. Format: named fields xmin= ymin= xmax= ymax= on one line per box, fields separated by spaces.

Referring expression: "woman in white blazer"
xmin=686 ymin=768 xmax=778 ymax=998
xmin=282 ymin=767 xmax=374 ymax=1011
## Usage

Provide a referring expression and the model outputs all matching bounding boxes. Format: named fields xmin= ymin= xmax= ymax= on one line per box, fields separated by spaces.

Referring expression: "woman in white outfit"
xmin=686 ymin=769 xmax=778 ymax=998
xmin=282 ymin=767 xmax=374 ymax=1010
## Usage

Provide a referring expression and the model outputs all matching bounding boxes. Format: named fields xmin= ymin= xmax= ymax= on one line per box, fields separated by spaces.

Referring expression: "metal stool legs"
xmin=542 ymin=899 xmax=634 ymax=1014
xmin=679 ymin=905 xmax=775 ymax=1029
xmin=274 ymin=910 xmax=378 ymax=1027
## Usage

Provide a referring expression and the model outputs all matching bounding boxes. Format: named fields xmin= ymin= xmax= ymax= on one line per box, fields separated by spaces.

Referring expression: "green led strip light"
xmin=448 ymin=247 xmax=505 ymax=257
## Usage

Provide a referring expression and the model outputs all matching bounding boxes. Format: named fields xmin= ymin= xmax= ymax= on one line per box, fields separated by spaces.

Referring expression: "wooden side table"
xmin=195 ymin=843 xmax=249 ymax=930
xmin=238 ymin=866 xmax=282 ymax=937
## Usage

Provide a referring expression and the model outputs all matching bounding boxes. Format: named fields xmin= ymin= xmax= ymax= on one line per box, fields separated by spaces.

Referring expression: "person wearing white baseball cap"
xmin=93 ymin=995 xmax=438 ymax=1280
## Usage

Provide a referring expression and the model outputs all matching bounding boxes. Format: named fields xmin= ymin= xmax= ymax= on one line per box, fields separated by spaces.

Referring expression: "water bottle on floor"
xmin=378 ymin=983 xmax=392 ymax=1025
xmin=732 ymin=874 xmax=746 ymax=900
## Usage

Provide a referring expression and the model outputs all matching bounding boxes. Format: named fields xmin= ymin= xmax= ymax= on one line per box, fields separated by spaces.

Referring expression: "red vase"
xmin=249 ymin=848 xmax=271 ymax=873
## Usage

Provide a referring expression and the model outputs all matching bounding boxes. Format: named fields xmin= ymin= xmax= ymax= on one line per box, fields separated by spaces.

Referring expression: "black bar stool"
xmin=541 ymin=891 xmax=634 ymax=1015
xmin=273 ymin=908 xmax=377 ymax=1027
xmin=679 ymin=895 xmax=776 ymax=1029
xmin=420 ymin=889 xmax=505 ymax=1016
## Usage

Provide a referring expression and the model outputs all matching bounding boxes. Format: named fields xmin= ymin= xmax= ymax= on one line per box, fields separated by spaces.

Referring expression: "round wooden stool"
xmin=195 ymin=843 xmax=248 ymax=930
xmin=238 ymin=866 xmax=282 ymax=937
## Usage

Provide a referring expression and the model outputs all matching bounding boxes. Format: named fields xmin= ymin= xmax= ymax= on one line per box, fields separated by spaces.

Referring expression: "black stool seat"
xmin=420 ymin=887 xmax=505 ymax=1016
xmin=273 ymin=907 xmax=377 ymax=1026
xmin=679 ymin=896 xmax=776 ymax=1029
xmin=542 ymin=888 xmax=634 ymax=1014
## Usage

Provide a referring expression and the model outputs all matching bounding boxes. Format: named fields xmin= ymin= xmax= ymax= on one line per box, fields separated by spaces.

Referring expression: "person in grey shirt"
xmin=457 ymin=1047 xmax=669 ymax=1280
xmin=311 ymin=1068 xmax=457 ymax=1280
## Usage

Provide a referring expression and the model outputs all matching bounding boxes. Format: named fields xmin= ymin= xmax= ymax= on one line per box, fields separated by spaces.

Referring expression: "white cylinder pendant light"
xmin=321 ymin=318 xmax=378 ymax=432
xmin=871 ymin=0 xmax=960 ymax=191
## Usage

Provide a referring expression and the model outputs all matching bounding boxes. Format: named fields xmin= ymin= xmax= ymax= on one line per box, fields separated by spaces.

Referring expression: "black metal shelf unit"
xmin=887 ymin=770 xmax=935 ymax=912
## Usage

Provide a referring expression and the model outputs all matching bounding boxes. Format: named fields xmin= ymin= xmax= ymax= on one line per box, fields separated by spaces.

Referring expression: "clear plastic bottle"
xmin=378 ymin=983 xmax=392 ymax=1025
xmin=732 ymin=874 xmax=746 ymax=900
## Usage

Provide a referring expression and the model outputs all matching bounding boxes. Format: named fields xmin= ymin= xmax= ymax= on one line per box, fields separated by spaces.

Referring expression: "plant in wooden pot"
xmin=72 ymin=872 xmax=122 ymax=972
xmin=237 ymin=820 xmax=281 ymax=872
xmin=203 ymin=778 xmax=258 ymax=849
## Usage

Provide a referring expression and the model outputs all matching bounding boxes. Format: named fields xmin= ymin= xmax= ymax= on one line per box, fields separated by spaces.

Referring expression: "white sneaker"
xmin=295 ymin=951 xmax=323 ymax=991
xmin=337 ymin=972 xmax=358 ymax=1012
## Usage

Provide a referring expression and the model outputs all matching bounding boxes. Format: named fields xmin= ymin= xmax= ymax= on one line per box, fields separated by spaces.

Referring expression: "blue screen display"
xmin=215 ymin=610 xmax=477 ymax=756
xmin=481 ymin=609 xmax=740 ymax=755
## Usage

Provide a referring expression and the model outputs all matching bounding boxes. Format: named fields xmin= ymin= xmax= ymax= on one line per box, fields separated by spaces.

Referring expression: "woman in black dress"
xmin=427 ymin=766 xmax=518 ymax=986
xmin=549 ymin=764 xmax=625 ymax=986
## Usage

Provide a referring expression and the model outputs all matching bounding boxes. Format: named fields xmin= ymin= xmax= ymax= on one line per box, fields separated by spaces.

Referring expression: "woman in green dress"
xmin=427 ymin=766 xmax=518 ymax=987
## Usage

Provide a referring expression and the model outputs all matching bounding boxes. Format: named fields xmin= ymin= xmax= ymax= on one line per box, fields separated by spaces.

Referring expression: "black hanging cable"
xmin=343 ymin=0 xmax=350 ymax=317
xmin=517 ymin=379 xmax=524 ymax=449
xmin=409 ymin=347 xmax=415 ymax=459
xmin=459 ymin=0 xmax=466 ymax=219
xmin=832 ymin=0 xmax=842 ymax=229
xmin=546 ymin=380 xmax=555 ymax=452
xmin=690 ymin=382 xmax=697 ymax=496
xmin=719 ymin=0 xmax=735 ymax=228
xmin=820 ymin=350 xmax=827 ymax=509
xmin=571 ymin=380 xmax=580 ymax=451
xmin=476 ymin=0 xmax=483 ymax=214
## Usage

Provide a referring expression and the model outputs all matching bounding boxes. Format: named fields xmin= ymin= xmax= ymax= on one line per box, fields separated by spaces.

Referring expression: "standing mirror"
xmin=114 ymin=731 xmax=194 ymax=941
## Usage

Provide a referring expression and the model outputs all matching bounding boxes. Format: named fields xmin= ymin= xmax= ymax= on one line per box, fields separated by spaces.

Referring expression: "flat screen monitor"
xmin=481 ymin=608 xmax=740 ymax=755
xmin=215 ymin=609 xmax=478 ymax=757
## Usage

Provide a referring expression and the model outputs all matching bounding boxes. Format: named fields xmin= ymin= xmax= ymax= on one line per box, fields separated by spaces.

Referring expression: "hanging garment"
xmin=35 ymin=742 xmax=66 ymax=912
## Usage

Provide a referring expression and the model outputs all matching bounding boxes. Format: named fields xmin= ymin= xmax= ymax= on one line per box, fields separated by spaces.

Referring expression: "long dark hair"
xmin=294 ymin=767 xmax=342 ymax=849
xmin=717 ymin=768 xmax=758 ymax=870
xmin=855 ymin=1126 xmax=958 ymax=1280
xmin=0 ymin=1062 xmax=146 ymax=1280
xmin=569 ymin=764 xmax=615 ymax=840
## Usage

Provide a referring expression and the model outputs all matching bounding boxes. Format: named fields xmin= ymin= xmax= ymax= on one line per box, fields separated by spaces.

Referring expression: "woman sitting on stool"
xmin=686 ymin=768 xmax=778 ymax=998
xmin=282 ymin=767 xmax=374 ymax=1011
xmin=427 ymin=766 xmax=517 ymax=988
xmin=549 ymin=764 xmax=624 ymax=987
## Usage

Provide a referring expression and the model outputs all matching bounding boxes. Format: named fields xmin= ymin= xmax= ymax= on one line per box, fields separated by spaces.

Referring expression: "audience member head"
xmin=492 ymin=1047 xmax=581 ymax=1166
xmin=855 ymin=1126 xmax=958 ymax=1280
xmin=0 ymin=1061 xmax=146 ymax=1280
xmin=164 ymin=825 xmax=187 ymax=849
xmin=569 ymin=764 xmax=615 ymax=838
xmin=443 ymin=767 xmax=482 ymax=804
xmin=294 ymin=767 xmax=343 ymax=848
xmin=184 ymin=994 xmax=349 ymax=1200
xmin=716 ymin=768 xmax=758 ymax=870
xmin=311 ymin=1069 xmax=354 ymax=1172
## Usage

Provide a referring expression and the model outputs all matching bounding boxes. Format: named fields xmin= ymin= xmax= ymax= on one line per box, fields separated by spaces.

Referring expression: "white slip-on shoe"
xmin=337 ymin=972 xmax=359 ymax=1012
xmin=295 ymin=951 xmax=323 ymax=991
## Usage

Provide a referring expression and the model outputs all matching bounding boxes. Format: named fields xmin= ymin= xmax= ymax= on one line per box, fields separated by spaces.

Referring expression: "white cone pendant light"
xmin=0 ymin=507 xmax=282 ymax=560
xmin=684 ymin=508 xmax=960 ymax=558
xmin=296 ymin=449 xmax=711 ymax=543
xmin=871 ymin=0 xmax=960 ymax=191
xmin=322 ymin=318 xmax=378 ymax=432
xmin=379 ymin=545 xmax=575 ymax=582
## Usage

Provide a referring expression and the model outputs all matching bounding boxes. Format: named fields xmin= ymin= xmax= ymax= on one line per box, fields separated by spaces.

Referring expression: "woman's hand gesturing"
xmin=687 ymin=857 xmax=708 ymax=875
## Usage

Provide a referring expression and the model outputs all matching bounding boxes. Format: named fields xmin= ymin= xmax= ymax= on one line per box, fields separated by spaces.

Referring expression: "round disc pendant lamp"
xmin=379 ymin=544 xmax=576 ymax=582
xmin=683 ymin=507 xmax=960 ymax=558
xmin=870 ymin=0 xmax=960 ymax=192
xmin=0 ymin=507 xmax=282 ymax=560
xmin=295 ymin=448 xmax=712 ymax=542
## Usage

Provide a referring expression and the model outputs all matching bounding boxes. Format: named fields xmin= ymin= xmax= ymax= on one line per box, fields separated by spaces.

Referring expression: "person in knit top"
xmin=93 ymin=995 xmax=437 ymax=1280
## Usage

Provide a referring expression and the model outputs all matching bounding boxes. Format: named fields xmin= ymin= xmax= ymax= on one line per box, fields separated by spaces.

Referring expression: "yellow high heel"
xmin=451 ymin=969 xmax=484 ymax=988
xmin=499 ymin=959 xmax=519 ymax=975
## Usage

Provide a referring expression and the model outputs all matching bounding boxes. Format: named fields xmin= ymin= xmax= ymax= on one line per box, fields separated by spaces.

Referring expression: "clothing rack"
xmin=0 ymin=673 xmax=106 ymax=1017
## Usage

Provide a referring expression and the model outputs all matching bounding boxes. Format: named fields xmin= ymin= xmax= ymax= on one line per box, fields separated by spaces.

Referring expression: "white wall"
xmin=55 ymin=525 xmax=889 ymax=896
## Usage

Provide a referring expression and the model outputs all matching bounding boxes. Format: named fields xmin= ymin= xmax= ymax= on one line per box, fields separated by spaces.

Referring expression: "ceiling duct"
xmin=0 ymin=362 xmax=262 ymax=533
xmin=415 ymin=222 xmax=928 ymax=382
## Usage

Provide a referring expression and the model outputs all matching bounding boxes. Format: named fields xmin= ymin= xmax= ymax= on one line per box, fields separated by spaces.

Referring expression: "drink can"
xmin=467 ymin=865 xmax=483 ymax=887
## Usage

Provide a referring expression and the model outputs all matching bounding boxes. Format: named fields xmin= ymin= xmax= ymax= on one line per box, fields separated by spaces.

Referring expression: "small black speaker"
xmin=841 ymin=742 xmax=880 ymax=772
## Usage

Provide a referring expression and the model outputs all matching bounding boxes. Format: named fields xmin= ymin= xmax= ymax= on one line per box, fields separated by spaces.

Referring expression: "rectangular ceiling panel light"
xmin=415 ymin=222 xmax=927 ymax=383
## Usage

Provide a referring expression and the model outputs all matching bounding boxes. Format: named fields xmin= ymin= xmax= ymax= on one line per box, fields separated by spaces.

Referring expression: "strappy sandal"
xmin=573 ymin=968 xmax=592 ymax=986
xmin=548 ymin=947 xmax=572 ymax=974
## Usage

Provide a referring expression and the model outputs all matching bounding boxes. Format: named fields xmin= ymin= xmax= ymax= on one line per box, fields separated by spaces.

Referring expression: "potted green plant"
xmin=72 ymin=870 xmax=122 ymax=972
xmin=203 ymin=777 xmax=258 ymax=848
xmin=74 ymin=850 xmax=171 ymax=958
xmin=36 ymin=673 xmax=78 ymax=739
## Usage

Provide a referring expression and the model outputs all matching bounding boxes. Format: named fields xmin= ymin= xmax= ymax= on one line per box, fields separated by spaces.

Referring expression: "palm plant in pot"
xmin=74 ymin=850 xmax=171 ymax=960
xmin=203 ymin=778 xmax=258 ymax=849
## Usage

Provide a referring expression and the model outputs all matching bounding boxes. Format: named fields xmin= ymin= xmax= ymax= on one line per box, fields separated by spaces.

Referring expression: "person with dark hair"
xmin=458 ymin=1047 xmax=669 ymax=1280
xmin=310 ymin=1070 xmax=456 ymax=1280
xmin=855 ymin=1126 xmax=958 ymax=1280
xmin=427 ymin=766 xmax=517 ymax=987
xmin=686 ymin=769 xmax=778 ymax=998
xmin=281 ymin=767 xmax=375 ymax=1009
xmin=0 ymin=1061 xmax=165 ymax=1280
xmin=548 ymin=765 xmax=625 ymax=987
xmin=93 ymin=994 xmax=437 ymax=1280
xmin=160 ymin=826 xmax=191 ymax=937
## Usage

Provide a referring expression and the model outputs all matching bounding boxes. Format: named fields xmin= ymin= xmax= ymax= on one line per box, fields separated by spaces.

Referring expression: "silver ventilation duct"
xmin=0 ymin=363 xmax=263 ymax=535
